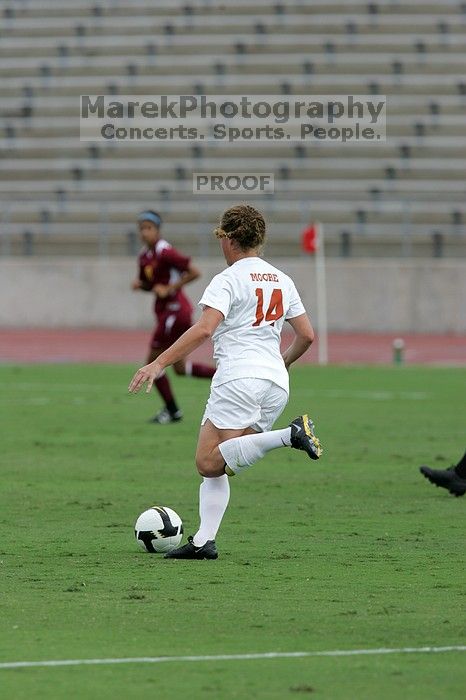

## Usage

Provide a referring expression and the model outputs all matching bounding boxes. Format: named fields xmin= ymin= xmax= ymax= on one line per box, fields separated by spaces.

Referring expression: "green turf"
xmin=0 ymin=364 xmax=464 ymax=699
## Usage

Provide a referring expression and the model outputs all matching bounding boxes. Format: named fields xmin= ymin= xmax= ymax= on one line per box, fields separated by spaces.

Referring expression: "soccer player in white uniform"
xmin=129 ymin=204 xmax=323 ymax=559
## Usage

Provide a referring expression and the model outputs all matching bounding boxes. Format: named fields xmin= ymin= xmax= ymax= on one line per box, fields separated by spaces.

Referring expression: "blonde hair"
xmin=213 ymin=204 xmax=266 ymax=251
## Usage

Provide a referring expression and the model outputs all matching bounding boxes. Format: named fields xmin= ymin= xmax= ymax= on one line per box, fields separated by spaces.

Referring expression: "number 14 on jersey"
xmin=253 ymin=288 xmax=284 ymax=327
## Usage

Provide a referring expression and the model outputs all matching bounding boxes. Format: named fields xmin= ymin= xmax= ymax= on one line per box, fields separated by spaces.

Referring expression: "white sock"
xmin=185 ymin=360 xmax=192 ymax=376
xmin=192 ymin=475 xmax=230 ymax=546
xmin=219 ymin=428 xmax=292 ymax=475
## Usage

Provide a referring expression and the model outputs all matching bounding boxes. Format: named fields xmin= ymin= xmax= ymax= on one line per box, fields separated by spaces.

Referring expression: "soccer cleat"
xmin=419 ymin=465 xmax=466 ymax=497
xmin=149 ymin=408 xmax=183 ymax=424
xmin=164 ymin=536 xmax=218 ymax=560
xmin=289 ymin=414 xmax=322 ymax=460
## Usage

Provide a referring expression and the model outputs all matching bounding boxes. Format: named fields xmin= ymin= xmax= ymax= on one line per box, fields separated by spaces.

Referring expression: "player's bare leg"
xmin=165 ymin=420 xmax=256 ymax=560
xmin=172 ymin=358 xmax=186 ymax=375
xmin=173 ymin=358 xmax=215 ymax=379
xmin=146 ymin=348 xmax=182 ymax=424
xmin=195 ymin=419 xmax=258 ymax=478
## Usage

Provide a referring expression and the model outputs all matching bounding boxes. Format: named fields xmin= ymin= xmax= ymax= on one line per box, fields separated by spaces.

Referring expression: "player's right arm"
xmin=281 ymin=313 xmax=315 ymax=368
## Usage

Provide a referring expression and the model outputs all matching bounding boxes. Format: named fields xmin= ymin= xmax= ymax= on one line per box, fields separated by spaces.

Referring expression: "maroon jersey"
xmin=138 ymin=239 xmax=193 ymax=316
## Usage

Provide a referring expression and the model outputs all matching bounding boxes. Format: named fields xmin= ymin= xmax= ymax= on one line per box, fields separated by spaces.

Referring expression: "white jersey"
xmin=199 ymin=257 xmax=306 ymax=393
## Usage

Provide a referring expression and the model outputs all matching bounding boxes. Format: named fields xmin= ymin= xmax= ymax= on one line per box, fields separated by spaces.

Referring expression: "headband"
xmin=138 ymin=211 xmax=162 ymax=227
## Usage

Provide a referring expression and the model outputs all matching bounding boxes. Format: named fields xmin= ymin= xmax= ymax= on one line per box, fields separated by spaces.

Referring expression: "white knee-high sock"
xmin=219 ymin=428 xmax=292 ymax=476
xmin=192 ymin=474 xmax=230 ymax=546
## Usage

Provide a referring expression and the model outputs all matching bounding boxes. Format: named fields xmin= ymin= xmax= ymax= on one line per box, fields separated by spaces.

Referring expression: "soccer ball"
xmin=134 ymin=506 xmax=183 ymax=554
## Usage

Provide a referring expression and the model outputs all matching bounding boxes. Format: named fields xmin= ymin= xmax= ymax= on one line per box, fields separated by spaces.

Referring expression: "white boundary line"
xmin=1 ymin=646 xmax=465 ymax=670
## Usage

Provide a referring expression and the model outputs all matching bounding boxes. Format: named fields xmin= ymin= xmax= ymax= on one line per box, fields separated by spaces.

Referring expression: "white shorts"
xmin=201 ymin=378 xmax=288 ymax=432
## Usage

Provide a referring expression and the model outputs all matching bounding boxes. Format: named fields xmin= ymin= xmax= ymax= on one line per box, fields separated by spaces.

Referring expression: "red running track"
xmin=0 ymin=329 xmax=465 ymax=365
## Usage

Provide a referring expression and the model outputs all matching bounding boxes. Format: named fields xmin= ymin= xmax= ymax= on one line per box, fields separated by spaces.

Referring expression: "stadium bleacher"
xmin=0 ymin=0 xmax=465 ymax=257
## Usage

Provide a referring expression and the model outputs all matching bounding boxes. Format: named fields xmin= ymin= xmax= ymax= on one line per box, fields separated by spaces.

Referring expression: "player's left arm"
xmin=128 ymin=306 xmax=222 ymax=393
xmin=282 ymin=313 xmax=315 ymax=368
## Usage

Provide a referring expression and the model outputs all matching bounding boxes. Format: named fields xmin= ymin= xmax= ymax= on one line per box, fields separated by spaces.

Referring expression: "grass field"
xmin=0 ymin=363 xmax=465 ymax=699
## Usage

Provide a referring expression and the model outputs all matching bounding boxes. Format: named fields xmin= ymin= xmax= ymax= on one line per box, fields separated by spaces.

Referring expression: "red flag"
xmin=301 ymin=224 xmax=318 ymax=254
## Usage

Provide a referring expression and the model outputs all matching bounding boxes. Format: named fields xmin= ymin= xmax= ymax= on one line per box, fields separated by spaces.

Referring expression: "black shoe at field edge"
xmin=289 ymin=414 xmax=323 ymax=460
xmin=419 ymin=465 xmax=466 ymax=497
xmin=149 ymin=408 xmax=183 ymax=424
xmin=164 ymin=536 xmax=218 ymax=560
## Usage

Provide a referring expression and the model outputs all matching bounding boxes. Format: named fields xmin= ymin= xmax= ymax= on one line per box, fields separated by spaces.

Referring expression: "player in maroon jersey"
xmin=132 ymin=210 xmax=215 ymax=423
